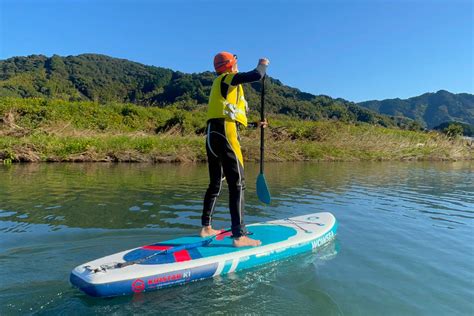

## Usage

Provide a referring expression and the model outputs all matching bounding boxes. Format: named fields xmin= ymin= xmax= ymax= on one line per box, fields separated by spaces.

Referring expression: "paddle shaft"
xmin=260 ymin=75 xmax=265 ymax=174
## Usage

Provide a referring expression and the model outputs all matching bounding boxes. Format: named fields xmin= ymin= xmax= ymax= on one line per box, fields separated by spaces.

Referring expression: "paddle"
xmin=256 ymin=75 xmax=271 ymax=204
xmin=88 ymin=229 xmax=232 ymax=272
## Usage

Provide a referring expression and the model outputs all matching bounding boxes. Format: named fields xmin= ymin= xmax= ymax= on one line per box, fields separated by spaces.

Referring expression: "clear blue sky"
xmin=1 ymin=0 xmax=472 ymax=102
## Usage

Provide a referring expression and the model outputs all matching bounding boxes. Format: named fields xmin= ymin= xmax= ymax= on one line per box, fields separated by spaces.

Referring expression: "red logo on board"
xmin=132 ymin=279 xmax=145 ymax=293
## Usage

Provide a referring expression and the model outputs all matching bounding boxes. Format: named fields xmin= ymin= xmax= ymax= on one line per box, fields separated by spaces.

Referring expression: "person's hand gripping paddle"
xmin=256 ymin=75 xmax=271 ymax=204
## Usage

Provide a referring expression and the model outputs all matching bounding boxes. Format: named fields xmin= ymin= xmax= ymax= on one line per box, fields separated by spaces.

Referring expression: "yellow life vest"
xmin=207 ymin=73 xmax=248 ymax=126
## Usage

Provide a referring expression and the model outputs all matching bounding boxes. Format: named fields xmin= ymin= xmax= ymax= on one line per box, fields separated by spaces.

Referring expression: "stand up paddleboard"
xmin=70 ymin=212 xmax=337 ymax=297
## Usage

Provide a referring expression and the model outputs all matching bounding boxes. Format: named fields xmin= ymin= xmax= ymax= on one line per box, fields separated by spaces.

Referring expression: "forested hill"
xmin=0 ymin=54 xmax=413 ymax=129
xmin=358 ymin=90 xmax=474 ymax=129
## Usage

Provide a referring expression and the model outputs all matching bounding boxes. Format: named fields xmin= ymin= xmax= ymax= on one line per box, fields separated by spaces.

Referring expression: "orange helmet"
xmin=213 ymin=52 xmax=237 ymax=74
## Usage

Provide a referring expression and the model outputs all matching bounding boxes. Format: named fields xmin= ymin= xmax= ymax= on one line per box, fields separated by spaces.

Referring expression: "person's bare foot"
xmin=233 ymin=236 xmax=262 ymax=247
xmin=200 ymin=226 xmax=221 ymax=237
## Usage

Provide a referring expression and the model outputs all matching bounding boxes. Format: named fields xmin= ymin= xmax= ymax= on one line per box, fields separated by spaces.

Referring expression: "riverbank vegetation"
xmin=1 ymin=98 xmax=471 ymax=163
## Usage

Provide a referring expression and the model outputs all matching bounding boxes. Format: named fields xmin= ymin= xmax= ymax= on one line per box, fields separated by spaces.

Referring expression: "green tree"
xmin=443 ymin=123 xmax=463 ymax=139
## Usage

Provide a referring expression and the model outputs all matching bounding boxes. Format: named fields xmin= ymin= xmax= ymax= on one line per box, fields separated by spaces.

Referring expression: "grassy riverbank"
xmin=0 ymin=98 xmax=471 ymax=162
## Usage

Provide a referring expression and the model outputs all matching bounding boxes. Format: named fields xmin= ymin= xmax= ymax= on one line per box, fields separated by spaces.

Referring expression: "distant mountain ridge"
xmin=1 ymin=53 xmax=472 ymax=130
xmin=358 ymin=90 xmax=474 ymax=128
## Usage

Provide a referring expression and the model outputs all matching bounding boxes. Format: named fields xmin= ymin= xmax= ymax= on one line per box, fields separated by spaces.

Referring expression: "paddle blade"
xmin=256 ymin=173 xmax=271 ymax=204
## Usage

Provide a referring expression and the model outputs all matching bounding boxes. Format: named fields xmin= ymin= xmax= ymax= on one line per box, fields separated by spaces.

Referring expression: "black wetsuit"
xmin=201 ymin=66 xmax=266 ymax=237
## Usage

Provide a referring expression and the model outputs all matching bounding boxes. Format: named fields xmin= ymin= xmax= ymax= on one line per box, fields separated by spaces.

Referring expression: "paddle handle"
xmin=260 ymin=75 xmax=265 ymax=174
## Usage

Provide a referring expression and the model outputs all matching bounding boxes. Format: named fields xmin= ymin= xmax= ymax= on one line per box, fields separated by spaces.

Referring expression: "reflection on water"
xmin=0 ymin=162 xmax=472 ymax=231
xmin=0 ymin=162 xmax=473 ymax=315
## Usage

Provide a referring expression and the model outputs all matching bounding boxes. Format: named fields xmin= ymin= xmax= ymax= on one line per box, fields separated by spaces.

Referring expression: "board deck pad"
xmin=124 ymin=225 xmax=297 ymax=265
xmin=70 ymin=212 xmax=337 ymax=297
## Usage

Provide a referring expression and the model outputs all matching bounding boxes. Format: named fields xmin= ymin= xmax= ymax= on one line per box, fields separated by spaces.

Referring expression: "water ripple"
xmin=0 ymin=162 xmax=473 ymax=315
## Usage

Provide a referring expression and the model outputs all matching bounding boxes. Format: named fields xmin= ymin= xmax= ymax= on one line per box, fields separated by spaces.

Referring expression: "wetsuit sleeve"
xmin=230 ymin=64 xmax=267 ymax=85
xmin=220 ymin=65 xmax=267 ymax=97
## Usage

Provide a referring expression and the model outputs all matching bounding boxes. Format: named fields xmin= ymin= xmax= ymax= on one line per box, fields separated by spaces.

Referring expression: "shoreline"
xmin=1 ymin=98 xmax=472 ymax=163
xmin=1 ymin=134 xmax=472 ymax=163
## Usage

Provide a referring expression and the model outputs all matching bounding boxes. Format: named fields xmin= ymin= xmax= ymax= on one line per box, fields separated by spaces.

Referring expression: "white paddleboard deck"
xmin=70 ymin=212 xmax=337 ymax=297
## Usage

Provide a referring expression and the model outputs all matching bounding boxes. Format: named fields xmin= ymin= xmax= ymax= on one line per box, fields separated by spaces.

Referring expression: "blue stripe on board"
xmin=221 ymin=259 xmax=233 ymax=274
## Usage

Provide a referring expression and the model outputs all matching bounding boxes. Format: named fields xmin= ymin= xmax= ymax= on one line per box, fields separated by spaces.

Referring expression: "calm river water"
xmin=0 ymin=162 xmax=473 ymax=315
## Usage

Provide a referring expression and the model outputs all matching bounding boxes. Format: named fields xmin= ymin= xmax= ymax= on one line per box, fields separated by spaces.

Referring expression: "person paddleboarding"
xmin=200 ymin=52 xmax=269 ymax=247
